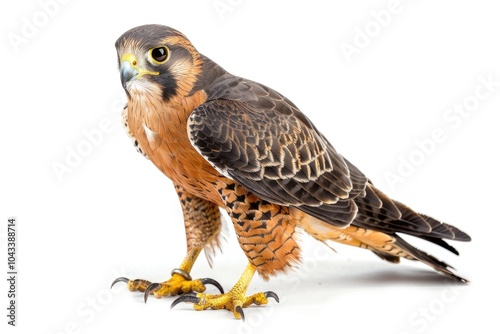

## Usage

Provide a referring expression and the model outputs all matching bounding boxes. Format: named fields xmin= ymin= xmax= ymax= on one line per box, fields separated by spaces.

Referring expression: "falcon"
xmin=111 ymin=24 xmax=470 ymax=320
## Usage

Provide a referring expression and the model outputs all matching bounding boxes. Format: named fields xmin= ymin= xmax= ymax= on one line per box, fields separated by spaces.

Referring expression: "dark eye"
xmin=150 ymin=47 xmax=169 ymax=64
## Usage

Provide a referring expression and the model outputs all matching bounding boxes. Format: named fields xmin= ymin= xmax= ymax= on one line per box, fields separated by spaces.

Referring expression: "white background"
xmin=1 ymin=0 xmax=499 ymax=333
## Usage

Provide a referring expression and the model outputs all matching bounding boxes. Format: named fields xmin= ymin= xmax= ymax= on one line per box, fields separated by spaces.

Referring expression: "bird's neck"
xmin=188 ymin=55 xmax=228 ymax=97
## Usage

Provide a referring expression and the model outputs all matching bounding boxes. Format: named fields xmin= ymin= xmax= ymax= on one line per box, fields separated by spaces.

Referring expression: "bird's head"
xmin=115 ymin=24 xmax=203 ymax=101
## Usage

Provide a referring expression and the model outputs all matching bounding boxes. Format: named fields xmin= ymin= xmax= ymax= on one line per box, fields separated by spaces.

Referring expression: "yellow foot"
xmin=110 ymin=268 xmax=224 ymax=302
xmin=171 ymin=290 xmax=279 ymax=320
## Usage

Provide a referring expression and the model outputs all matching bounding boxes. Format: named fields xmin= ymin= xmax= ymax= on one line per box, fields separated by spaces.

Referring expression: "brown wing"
xmin=188 ymin=98 xmax=361 ymax=227
xmin=189 ymin=74 xmax=470 ymax=244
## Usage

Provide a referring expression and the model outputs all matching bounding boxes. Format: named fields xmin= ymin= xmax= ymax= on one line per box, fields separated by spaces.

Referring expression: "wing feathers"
xmin=189 ymin=75 xmax=470 ymax=244
xmin=188 ymin=99 xmax=357 ymax=221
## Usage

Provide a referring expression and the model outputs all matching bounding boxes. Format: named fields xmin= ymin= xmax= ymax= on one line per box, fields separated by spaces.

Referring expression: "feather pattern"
xmin=188 ymin=74 xmax=471 ymax=244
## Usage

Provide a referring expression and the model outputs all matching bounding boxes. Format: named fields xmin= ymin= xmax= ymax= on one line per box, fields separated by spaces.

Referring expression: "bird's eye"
xmin=149 ymin=46 xmax=169 ymax=64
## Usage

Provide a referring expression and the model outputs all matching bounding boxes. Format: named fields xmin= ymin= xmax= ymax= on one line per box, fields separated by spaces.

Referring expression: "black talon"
xmin=171 ymin=293 xmax=200 ymax=309
xmin=264 ymin=291 xmax=279 ymax=303
xmin=200 ymin=278 xmax=224 ymax=294
xmin=235 ymin=306 xmax=245 ymax=321
xmin=110 ymin=277 xmax=129 ymax=289
xmin=144 ymin=283 xmax=161 ymax=303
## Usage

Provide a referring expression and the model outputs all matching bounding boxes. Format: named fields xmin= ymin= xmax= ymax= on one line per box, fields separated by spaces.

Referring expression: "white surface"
xmin=1 ymin=0 xmax=498 ymax=333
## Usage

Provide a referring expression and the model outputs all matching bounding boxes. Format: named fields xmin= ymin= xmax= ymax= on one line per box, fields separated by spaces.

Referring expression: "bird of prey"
xmin=111 ymin=24 xmax=470 ymax=320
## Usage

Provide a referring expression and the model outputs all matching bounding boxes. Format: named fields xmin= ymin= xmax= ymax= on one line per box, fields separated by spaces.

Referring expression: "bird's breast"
xmin=124 ymin=87 xmax=226 ymax=205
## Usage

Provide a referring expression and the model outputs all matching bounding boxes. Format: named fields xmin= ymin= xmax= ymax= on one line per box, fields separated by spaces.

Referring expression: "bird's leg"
xmin=172 ymin=262 xmax=278 ymax=320
xmin=111 ymin=184 xmax=224 ymax=299
xmin=171 ymin=181 xmax=294 ymax=319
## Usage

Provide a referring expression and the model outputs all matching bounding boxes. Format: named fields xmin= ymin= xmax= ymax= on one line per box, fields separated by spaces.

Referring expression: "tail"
xmin=353 ymin=183 xmax=471 ymax=282
xmin=370 ymin=232 xmax=469 ymax=282
xmin=298 ymin=181 xmax=471 ymax=282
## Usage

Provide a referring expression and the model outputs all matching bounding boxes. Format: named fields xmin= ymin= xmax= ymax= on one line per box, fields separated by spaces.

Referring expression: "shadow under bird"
xmin=111 ymin=24 xmax=471 ymax=320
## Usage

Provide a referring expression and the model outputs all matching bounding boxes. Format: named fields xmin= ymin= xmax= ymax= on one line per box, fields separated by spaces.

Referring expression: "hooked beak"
xmin=120 ymin=58 xmax=139 ymax=89
xmin=119 ymin=53 xmax=159 ymax=90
